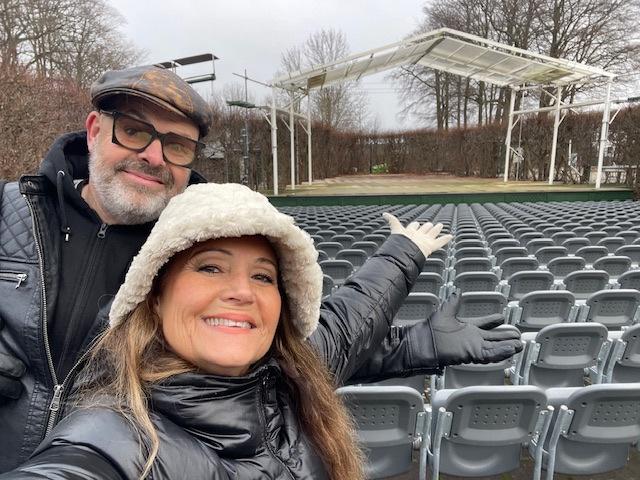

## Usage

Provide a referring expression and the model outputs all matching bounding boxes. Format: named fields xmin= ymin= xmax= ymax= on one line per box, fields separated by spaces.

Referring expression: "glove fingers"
xmin=481 ymin=340 xmax=524 ymax=363
xmin=417 ymin=222 xmax=434 ymax=234
xmin=481 ymin=328 xmax=522 ymax=342
xmin=382 ymin=213 xmax=402 ymax=233
xmin=0 ymin=352 xmax=26 ymax=378
xmin=426 ymin=223 xmax=444 ymax=239
xmin=0 ymin=375 xmax=22 ymax=400
xmin=472 ymin=313 xmax=506 ymax=330
xmin=407 ymin=222 xmax=420 ymax=232
xmin=431 ymin=234 xmax=453 ymax=252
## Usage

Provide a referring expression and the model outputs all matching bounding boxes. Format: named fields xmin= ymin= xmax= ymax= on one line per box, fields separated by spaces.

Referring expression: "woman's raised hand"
xmin=383 ymin=212 xmax=453 ymax=258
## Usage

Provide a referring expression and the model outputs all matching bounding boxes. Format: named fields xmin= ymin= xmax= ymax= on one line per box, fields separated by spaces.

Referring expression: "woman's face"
xmin=155 ymin=236 xmax=282 ymax=376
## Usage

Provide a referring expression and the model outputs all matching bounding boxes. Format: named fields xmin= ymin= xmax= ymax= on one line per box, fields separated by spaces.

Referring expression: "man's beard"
xmin=88 ymin=147 xmax=184 ymax=225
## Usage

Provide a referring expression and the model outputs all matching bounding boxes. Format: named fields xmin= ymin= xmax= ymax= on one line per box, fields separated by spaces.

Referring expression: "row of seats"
xmin=337 ymin=382 xmax=640 ymax=480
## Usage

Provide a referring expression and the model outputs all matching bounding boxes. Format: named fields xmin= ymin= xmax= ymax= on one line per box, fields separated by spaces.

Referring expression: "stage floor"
xmin=282 ymin=174 xmax=628 ymax=196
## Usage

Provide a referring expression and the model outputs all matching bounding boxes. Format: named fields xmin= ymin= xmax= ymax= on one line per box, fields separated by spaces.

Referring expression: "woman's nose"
xmin=221 ymin=275 xmax=254 ymax=304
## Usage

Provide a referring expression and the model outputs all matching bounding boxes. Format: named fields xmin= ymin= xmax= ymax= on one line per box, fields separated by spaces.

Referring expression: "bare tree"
xmin=280 ymin=28 xmax=369 ymax=130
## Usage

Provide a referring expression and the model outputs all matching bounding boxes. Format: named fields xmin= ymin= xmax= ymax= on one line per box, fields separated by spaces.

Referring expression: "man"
xmin=0 ymin=65 xmax=520 ymax=472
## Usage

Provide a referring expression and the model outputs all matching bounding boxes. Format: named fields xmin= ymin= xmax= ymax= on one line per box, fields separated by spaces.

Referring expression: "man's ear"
xmin=85 ymin=111 xmax=101 ymax=153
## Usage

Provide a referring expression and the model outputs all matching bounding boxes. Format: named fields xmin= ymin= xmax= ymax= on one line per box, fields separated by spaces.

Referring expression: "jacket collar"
xmin=150 ymin=359 xmax=281 ymax=457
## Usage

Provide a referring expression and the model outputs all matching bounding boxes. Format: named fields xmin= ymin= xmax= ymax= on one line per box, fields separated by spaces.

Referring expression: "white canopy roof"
xmin=273 ymin=28 xmax=613 ymax=92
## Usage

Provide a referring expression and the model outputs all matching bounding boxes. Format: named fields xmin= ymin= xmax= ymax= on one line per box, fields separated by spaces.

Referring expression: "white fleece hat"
xmin=109 ymin=183 xmax=323 ymax=339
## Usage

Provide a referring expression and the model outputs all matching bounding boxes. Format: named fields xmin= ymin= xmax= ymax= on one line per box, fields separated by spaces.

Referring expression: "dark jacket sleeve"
xmin=308 ymin=234 xmax=424 ymax=384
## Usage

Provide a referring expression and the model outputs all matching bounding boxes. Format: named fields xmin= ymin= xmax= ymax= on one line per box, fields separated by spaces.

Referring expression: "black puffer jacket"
xmin=1 ymin=235 xmax=425 ymax=479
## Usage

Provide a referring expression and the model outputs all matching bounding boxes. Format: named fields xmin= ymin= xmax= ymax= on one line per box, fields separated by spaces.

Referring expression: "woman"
xmin=2 ymin=183 xmax=452 ymax=480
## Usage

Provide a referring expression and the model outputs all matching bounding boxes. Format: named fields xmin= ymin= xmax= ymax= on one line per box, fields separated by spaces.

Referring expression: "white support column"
xmin=270 ymin=87 xmax=278 ymax=195
xmin=548 ymin=85 xmax=562 ymax=185
xmin=595 ymin=81 xmax=613 ymax=189
xmin=289 ymin=96 xmax=295 ymax=191
xmin=503 ymin=88 xmax=516 ymax=182
xmin=307 ymin=94 xmax=312 ymax=185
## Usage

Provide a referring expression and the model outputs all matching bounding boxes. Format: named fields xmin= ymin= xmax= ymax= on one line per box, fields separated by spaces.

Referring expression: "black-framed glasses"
xmin=100 ymin=110 xmax=204 ymax=167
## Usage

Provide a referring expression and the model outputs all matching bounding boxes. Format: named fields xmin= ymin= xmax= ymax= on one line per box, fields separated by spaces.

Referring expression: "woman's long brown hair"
xmin=80 ymin=281 xmax=364 ymax=479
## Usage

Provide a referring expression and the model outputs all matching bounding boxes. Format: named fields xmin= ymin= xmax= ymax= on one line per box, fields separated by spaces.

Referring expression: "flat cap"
xmin=91 ymin=65 xmax=213 ymax=137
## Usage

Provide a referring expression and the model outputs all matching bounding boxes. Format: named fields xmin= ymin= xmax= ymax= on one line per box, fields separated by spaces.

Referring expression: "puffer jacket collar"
xmin=150 ymin=359 xmax=281 ymax=458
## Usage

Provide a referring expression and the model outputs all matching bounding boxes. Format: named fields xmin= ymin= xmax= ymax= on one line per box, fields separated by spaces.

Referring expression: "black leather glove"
xmin=407 ymin=292 xmax=523 ymax=366
xmin=0 ymin=315 xmax=25 ymax=401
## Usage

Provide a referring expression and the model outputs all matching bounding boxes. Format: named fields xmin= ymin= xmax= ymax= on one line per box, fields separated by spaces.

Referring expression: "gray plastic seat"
xmin=538 ymin=383 xmax=640 ymax=479
xmin=316 ymin=241 xmax=342 ymax=259
xmin=574 ymin=245 xmax=608 ymax=265
xmin=393 ymin=293 xmax=440 ymax=326
xmin=526 ymin=238 xmax=554 ymax=255
xmin=322 ymin=274 xmax=334 ymax=298
xmin=615 ymin=244 xmax=640 ymax=266
xmin=448 ymin=257 xmax=492 ymax=283
xmin=330 ymin=234 xmax=355 ymax=249
xmin=453 ymin=271 xmax=499 ymax=293
xmin=546 ymin=256 xmax=586 ymax=281
xmin=426 ymin=386 xmax=548 ymax=479
xmin=500 ymin=257 xmax=539 ymax=280
xmin=410 ymin=272 xmax=444 ymax=297
xmin=456 ymin=291 xmax=507 ymax=322
xmin=350 ymin=241 xmax=377 ymax=257
xmin=512 ymin=290 xmax=576 ymax=330
xmin=506 ymin=270 xmax=554 ymax=302
xmin=561 ymin=237 xmax=590 ymax=255
xmin=599 ymin=323 xmax=640 ymax=383
xmin=316 ymin=229 xmax=337 ymax=242
xmin=345 ymin=229 xmax=366 ymax=242
xmin=336 ymin=386 xmax=427 ymax=479
xmin=362 ymin=233 xmax=386 ymax=247
xmin=535 ymin=246 xmax=568 ymax=266
xmin=561 ymin=270 xmax=609 ymax=301
xmin=512 ymin=323 xmax=607 ymax=388
xmin=453 ymin=247 xmax=489 ymax=262
xmin=454 ymin=239 xmax=485 ymax=250
xmin=335 ymin=249 xmax=368 ymax=271
xmin=422 ymin=258 xmax=445 ymax=276
xmin=551 ymin=231 xmax=575 ymax=246
xmin=494 ymin=246 xmax=529 ymax=265
xmin=317 ymin=250 xmax=329 ymax=263
xmin=489 ymin=238 xmax=520 ymax=251
xmin=592 ymin=255 xmax=631 ymax=280
xmin=585 ymin=231 xmax=607 ymax=245
xmin=581 ymin=289 xmax=640 ymax=328
xmin=597 ymin=236 xmax=626 ymax=253
xmin=618 ymin=230 xmax=639 ymax=245
xmin=318 ymin=259 xmax=353 ymax=286
xmin=617 ymin=269 xmax=640 ymax=290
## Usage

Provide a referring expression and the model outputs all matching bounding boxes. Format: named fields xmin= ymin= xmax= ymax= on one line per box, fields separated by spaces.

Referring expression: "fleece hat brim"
xmin=109 ymin=183 xmax=323 ymax=339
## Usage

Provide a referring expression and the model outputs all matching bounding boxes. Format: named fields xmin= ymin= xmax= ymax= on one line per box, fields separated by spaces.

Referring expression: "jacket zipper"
xmin=24 ymin=196 xmax=58 ymax=433
xmin=259 ymin=375 xmax=296 ymax=480
xmin=0 ymin=271 xmax=27 ymax=288
xmin=56 ymin=223 xmax=108 ymax=373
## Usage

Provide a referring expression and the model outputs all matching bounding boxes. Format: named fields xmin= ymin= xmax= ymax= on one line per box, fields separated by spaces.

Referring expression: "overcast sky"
xmin=108 ymin=0 xmax=428 ymax=131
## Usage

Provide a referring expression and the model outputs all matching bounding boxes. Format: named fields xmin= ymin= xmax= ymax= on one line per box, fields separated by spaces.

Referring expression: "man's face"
xmin=84 ymin=98 xmax=199 ymax=225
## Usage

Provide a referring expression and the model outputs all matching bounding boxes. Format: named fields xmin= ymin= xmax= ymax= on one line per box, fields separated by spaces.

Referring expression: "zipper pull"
xmin=49 ymin=384 xmax=63 ymax=412
xmin=15 ymin=273 xmax=27 ymax=288
xmin=97 ymin=223 xmax=108 ymax=239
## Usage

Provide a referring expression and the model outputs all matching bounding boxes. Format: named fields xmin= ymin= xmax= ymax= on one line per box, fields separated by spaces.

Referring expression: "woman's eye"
xmin=254 ymin=273 xmax=275 ymax=284
xmin=198 ymin=264 xmax=221 ymax=274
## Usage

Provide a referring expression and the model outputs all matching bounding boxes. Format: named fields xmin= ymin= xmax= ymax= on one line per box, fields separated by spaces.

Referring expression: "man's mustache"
xmin=114 ymin=159 xmax=175 ymax=188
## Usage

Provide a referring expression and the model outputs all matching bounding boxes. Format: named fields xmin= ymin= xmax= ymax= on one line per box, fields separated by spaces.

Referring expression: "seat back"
xmin=615 ymin=245 xmax=640 ymax=265
xmin=316 ymin=241 xmax=342 ymax=259
xmin=394 ymin=293 xmax=439 ymax=326
xmin=335 ymin=249 xmax=368 ymax=270
xmin=336 ymin=386 xmax=425 ymax=479
xmin=453 ymin=257 xmax=492 ymax=275
xmin=584 ymin=289 xmax=640 ymax=328
xmin=422 ymin=258 xmax=445 ymax=275
xmin=562 ymin=270 xmax=609 ymax=301
xmin=544 ymin=384 xmax=640 ymax=475
xmin=454 ymin=247 xmax=488 ymax=261
xmin=350 ymin=241 xmax=377 ymax=257
xmin=517 ymin=290 xmax=575 ymax=329
xmin=456 ymin=291 xmax=507 ymax=321
xmin=431 ymin=386 xmax=547 ymax=477
xmin=525 ymin=238 xmax=554 ymax=255
xmin=562 ymin=237 xmax=590 ymax=255
xmin=318 ymin=259 xmax=354 ymax=285
xmin=330 ymin=234 xmax=355 ymax=249
xmin=494 ymin=247 xmax=529 ymax=265
xmin=454 ymin=272 xmax=499 ymax=293
xmin=592 ymin=255 xmax=632 ymax=278
xmin=507 ymin=271 xmax=554 ymax=301
xmin=500 ymin=257 xmax=539 ymax=280
xmin=410 ymin=273 xmax=443 ymax=296
xmin=362 ymin=233 xmax=386 ymax=247
xmin=535 ymin=246 xmax=568 ymax=265
xmin=597 ymin=236 xmax=626 ymax=253
xmin=546 ymin=256 xmax=585 ymax=280
xmin=610 ymin=323 xmax=640 ymax=383
xmin=575 ymin=246 xmax=608 ymax=265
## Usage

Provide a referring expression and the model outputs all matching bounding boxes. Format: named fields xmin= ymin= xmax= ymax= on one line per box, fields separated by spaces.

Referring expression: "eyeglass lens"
xmin=113 ymin=114 xmax=199 ymax=166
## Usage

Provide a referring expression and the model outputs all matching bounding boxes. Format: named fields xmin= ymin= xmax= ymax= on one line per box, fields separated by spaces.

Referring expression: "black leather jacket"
xmin=2 ymin=235 xmax=425 ymax=479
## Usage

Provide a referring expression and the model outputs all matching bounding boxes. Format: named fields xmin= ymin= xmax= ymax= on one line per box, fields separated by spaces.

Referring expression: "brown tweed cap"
xmin=90 ymin=65 xmax=213 ymax=137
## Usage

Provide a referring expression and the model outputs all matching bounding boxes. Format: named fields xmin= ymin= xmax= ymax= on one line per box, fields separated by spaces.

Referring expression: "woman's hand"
xmin=383 ymin=213 xmax=453 ymax=258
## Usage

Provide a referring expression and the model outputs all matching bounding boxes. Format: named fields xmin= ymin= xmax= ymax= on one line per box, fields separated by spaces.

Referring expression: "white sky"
xmin=108 ymin=0 xmax=428 ymax=131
